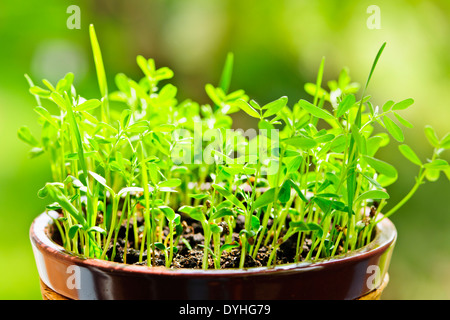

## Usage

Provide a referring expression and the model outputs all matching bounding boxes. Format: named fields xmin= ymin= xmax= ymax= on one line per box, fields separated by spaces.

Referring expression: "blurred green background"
xmin=1 ymin=0 xmax=449 ymax=299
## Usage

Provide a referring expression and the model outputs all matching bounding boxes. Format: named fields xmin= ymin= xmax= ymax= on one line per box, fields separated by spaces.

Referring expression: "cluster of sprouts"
xmin=19 ymin=26 xmax=450 ymax=269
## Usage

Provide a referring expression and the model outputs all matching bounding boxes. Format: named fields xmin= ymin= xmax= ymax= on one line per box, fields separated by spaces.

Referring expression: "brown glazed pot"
xmin=30 ymin=211 xmax=396 ymax=300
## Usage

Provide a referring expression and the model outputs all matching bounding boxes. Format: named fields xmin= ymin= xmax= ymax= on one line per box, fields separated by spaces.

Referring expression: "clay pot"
xmin=30 ymin=211 xmax=396 ymax=300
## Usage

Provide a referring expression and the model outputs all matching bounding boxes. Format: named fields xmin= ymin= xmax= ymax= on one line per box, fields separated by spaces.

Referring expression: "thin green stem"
xmin=100 ymin=196 xmax=119 ymax=260
xmin=377 ymin=171 xmax=425 ymax=223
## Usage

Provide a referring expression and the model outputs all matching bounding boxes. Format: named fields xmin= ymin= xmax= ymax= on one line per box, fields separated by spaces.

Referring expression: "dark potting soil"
xmin=49 ymin=212 xmax=339 ymax=269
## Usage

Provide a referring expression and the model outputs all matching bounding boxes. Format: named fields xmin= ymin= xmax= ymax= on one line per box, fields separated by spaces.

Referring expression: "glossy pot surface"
xmin=30 ymin=211 xmax=396 ymax=300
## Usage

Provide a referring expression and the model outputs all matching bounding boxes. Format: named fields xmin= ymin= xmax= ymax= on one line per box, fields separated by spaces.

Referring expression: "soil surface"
xmin=49 ymin=213 xmax=341 ymax=269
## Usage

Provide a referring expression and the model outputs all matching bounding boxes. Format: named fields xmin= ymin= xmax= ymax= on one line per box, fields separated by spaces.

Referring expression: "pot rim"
xmin=30 ymin=210 xmax=397 ymax=277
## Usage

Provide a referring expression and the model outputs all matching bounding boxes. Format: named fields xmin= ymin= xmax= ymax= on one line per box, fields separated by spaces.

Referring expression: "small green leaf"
xmin=336 ymin=94 xmax=356 ymax=118
xmin=126 ymin=120 xmax=150 ymax=133
xmin=154 ymin=124 xmax=176 ymax=133
xmin=394 ymin=113 xmax=413 ymax=128
xmin=65 ymin=151 xmax=97 ymax=160
xmin=75 ymin=99 xmax=102 ymax=111
xmin=68 ymin=224 xmax=83 ymax=239
xmin=159 ymin=206 xmax=176 ymax=221
xmin=220 ymin=242 xmax=240 ymax=253
xmin=304 ymin=83 xmax=328 ymax=100
xmin=173 ymin=214 xmax=181 ymax=226
xmin=356 ymin=190 xmax=390 ymax=204
xmin=17 ymin=126 xmax=39 ymax=147
xmin=363 ymin=156 xmax=398 ymax=178
xmin=89 ymin=171 xmax=115 ymax=196
xmin=288 ymin=179 xmax=308 ymax=202
xmin=383 ymin=116 xmax=404 ymax=142
xmin=424 ymin=125 xmax=440 ymax=148
xmin=314 ymin=133 xmax=335 ymax=143
xmin=381 ymin=100 xmax=394 ymax=113
xmin=424 ymin=159 xmax=449 ymax=171
xmin=178 ymin=205 xmax=194 ymax=214
xmin=398 ymin=144 xmax=422 ymax=166
xmin=289 ymin=222 xmax=324 ymax=238
xmin=366 ymin=136 xmax=384 ymax=157
xmin=29 ymin=86 xmax=51 ymax=98
xmin=155 ymin=67 xmax=174 ymax=82
xmin=118 ymin=187 xmax=144 ymax=196
xmin=205 ymin=83 xmax=222 ymax=106
xmin=34 ymin=106 xmax=58 ymax=128
xmin=250 ymin=215 xmax=261 ymax=232
xmin=42 ymin=79 xmax=56 ymax=92
xmin=287 ymin=156 xmax=303 ymax=174
xmin=392 ymin=98 xmax=414 ymax=110
xmin=87 ymin=226 xmax=107 ymax=236
xmin=307 ymin=222 xmax=324 ymax=238
xmin=249 ymin=100 xmax=261 ymax=110
xmin=155 ymin=242 xmax=166 ymax=251
xmin=283 ymin=136 xmax=317 ymax=150
xmin=262 ymin=96 xmax=288 ymax=118
xmin=212 ymin=184 xmax=246 ymax=211
xmin=252 ymin=187 xmax=276 ymax=210
xmin=50 ymin=92 xmax=67 ymax=110
xmin=115 ymin=73 xmax=131 ymax=95
xmin=60 ymin=73 xmax=74 ymax=93
xmin=235 ymin=99 xmax=260 ymax=118
xmin=325 ymin=172 xmax=340 ymax=187
xmin=440 ymin=133 xmax=450 ymax=149
xmin=377 ymin=174 xmax=398 ymax=187
xmin=258 ymin=119 xmax=274 ymax=131
xmin=147 ymin=162 xmax=159 ymax=186
xmin=330 ymin=134 xmax=347 ymax=153
xmin=361 ymin=173 xmax=383 ymax=189
xmin=158 ymin=179 xmax=181 ymax=188
xmin=299 ymin=99 xmax=334 ymax=120
xmin=313 ymin=197 xmax=345 ymax=214
xmin=182 ymin=238 xmax=193 ymax=251
xmin=425 ymin=168 xmax=440 ymax=182
xmin=25 ymin=74 xmax=42 ymax=105
xmin=179 ymin=206 xmax=206 ymax=222
xmin=278 ymin=180 xmax=292 ymax=204
xmin=289 ymin=220 xmax=307 ymax=230
xmin=189 ymin=193 xmax=210 ymax=200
